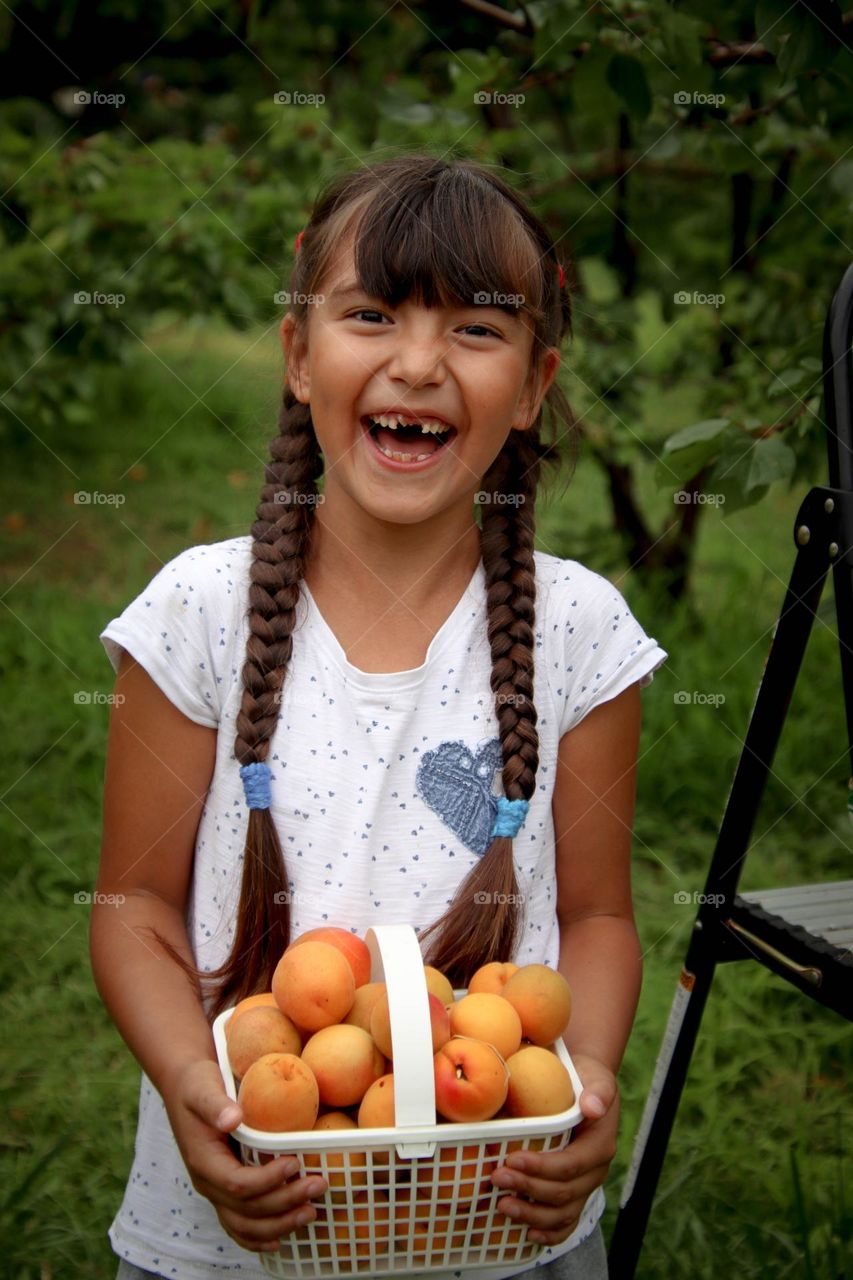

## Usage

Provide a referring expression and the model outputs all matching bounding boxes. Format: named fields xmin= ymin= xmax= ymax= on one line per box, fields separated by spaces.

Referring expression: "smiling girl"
xmin=92 ymin=152 xmax=668 ymax=1280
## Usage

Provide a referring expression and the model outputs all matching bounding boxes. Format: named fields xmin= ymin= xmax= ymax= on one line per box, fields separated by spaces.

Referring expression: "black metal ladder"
xmin=607 ymin=262 xmax=853 ymax=1278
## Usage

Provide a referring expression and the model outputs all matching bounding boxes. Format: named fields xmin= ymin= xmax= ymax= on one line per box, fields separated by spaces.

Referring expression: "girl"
xmin=92 ymin=152 xmax=667 ymax=1280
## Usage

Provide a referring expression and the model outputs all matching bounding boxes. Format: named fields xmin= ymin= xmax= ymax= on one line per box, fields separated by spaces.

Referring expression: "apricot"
xmin=357 ymin=1073 xmax=396 ymax=1128
xmin=300 ymin=1024 xmax=385 ymax=1107
xmin=504 ymin=1045 xmax=575 ymax=1117
xmin=424 ymin=965 xmax=455 ymax=1005
xmin=371 ymin=990 xmax=450 ymax=1058
xmin=343 ymin=981 xmax=386 ymax=1032
xmin=225 ymin=1005 xmax=302 ymax=1079
xmin=502 ymin=964 xmax=572 ymax=1045
xmin=467 ymin=961 xmax=519 ymax=996
xmin=236 ymin=1052 xmax=319 ymax=1132
xmin=332 ymin=1190 xmax=391 ymax=1259
xmin=419 ymin=1142 xmax=493 ymax=1207
xmin=449 ymin=992 xmax=522 ymax=1060
xmin=229 ymin=991 xmax=278 ymax=1023
xmin=434 ymin=1036 xmax=509 ymax=1122
xmin=304 ymin=1111 xmax=368 ymax=1195
xmin=289 ymin=926 xmax=372 ymax=988
xmin=272 ymin=940 xmax=355 ymax=1031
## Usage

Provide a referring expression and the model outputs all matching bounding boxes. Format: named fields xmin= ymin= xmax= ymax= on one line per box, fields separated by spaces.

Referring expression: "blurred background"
xmin=1 ymin=1 xmax=851 ymax=1276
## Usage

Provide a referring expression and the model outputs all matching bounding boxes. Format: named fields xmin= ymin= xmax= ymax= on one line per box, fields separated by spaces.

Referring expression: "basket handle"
xmin=364 ymin=924 xmax=436 ymax=1131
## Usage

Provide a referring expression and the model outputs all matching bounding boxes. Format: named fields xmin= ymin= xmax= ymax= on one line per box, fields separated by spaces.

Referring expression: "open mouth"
xmin=361 ymin=415 xmax=457 ymax=464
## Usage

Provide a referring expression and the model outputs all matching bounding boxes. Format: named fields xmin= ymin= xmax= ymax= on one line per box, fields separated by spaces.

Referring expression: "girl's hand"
xmin=488 ymin=1054 xmax=619 ymax=1246
xmin=162 ymin=1060 xmax=328 ymax=1255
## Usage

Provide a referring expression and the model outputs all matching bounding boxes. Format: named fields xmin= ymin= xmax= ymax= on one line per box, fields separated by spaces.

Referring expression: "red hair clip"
xmin=294 ymin=229 xmax=305 ymax=253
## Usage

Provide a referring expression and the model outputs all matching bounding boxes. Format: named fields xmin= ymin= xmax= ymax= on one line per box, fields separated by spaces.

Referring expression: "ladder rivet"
xmin=796 ymin=525 xmax=811 ymax=545
xmin=694 ymin=920 xmax=703 ymax=931
xmin=828 ymin=542 xmax=839 ymax=557
xmin=824 ymin=497 xmax=835 ymax=513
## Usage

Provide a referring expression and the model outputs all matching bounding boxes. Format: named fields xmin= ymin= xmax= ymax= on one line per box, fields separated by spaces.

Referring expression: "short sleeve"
xmin=556 ymin=568 xmax=668 ymax=737
xmin=99 ymin=543 xmax=235 ymax=728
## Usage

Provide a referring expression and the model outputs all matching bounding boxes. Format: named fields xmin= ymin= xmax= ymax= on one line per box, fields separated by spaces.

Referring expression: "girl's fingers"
xmin=492 ymin=1161 xmax=609 ymax=1211
xmin=221 ymin=1200 xmax=319 ymax=1248
xmin=495 ymin=1175 xmax=602 ymax=1233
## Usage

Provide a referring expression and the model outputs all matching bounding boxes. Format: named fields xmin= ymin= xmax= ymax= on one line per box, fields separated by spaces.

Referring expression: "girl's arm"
xmin=90 ymin=650 xmax=327 ymax=1255
xmin=489 ymin=682 xmax=644 ymax=1244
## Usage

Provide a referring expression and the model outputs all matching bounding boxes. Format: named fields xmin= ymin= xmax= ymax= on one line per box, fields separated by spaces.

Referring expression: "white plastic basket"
xmin=212 ymin=924 xmax=584 ymax=1277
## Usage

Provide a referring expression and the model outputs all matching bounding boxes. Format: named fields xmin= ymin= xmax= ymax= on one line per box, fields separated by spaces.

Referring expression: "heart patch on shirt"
xmin=416 ymin=738 xmax=504 ymax=856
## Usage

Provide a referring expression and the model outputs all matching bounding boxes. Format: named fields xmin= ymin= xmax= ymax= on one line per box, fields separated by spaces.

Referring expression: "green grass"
xmin=1 ymin=319 xmax=850 ymax=1278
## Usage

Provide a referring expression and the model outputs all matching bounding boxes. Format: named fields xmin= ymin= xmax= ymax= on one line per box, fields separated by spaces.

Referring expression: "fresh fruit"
xmin=236 ymin=1052 xmax=319 ymax=1132
xmin=449 ymin=992 xmax=522 ymax=1060
xmin=467 ymin=962 xmax=519 ymax=996
xmin=501 ymin=964 xmax=572 ymax=1046
xmin=229 ymin=991 xmax=279 ymax=1022
xmin=289 ymin=927 xmax=372 ymax=988
xmin=272 ymin=940 xmax=356 ymax=1031
xmin=371 ymin=990 xmax=451 ymax=1058
xmin=434 ymin=1036 xmax=509 ymax=1122
xmin=332 ymin=1190 xmax=391 ymax=1258
xmin=225 ymin=1005 xmax=302 ymax=1079
xmin=357 ymin=1073 xmax=396 ymax=1128
xmin=503 ymin=1045 xmax=575 ymax=1117
xmin=304 ymin=1111 xmax=368 ymax=1194
xmin=300 ymin=1024 xmax=385 ymax=1107
xmin=424 ymin=965 xmax=455 ymax=1005
xmin=343 ymin=981 xmax=386 ymax=1032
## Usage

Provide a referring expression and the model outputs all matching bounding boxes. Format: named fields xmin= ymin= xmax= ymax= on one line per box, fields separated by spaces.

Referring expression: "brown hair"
xmin=155 ymin=152 xmax=579 ymax=1014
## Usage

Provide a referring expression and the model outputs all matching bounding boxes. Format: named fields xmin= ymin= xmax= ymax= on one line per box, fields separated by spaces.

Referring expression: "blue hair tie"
xmin=241 ymin=762 xmax=272 ymax=810
xmin=491 ymin=796 xmax=530 ymax=839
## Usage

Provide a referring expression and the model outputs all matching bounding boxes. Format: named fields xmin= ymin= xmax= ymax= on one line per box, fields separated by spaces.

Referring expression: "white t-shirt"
xmin=99 ymin=535 xmax=668 ymax=1280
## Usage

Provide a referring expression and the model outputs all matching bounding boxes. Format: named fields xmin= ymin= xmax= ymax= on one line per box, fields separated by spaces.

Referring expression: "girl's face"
xmin=280 ymin=243 xmax=560 ymax=528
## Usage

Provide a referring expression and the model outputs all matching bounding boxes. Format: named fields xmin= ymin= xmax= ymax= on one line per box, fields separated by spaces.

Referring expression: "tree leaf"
xmin=606 ymin=53 xmax=652 ymax=122
xmin=746 ymin=434 xmax=797 ymax=490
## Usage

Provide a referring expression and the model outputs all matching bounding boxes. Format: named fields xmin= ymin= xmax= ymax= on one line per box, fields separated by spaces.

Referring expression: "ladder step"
xmin=739 ymin=880 xmax=853 ymax=950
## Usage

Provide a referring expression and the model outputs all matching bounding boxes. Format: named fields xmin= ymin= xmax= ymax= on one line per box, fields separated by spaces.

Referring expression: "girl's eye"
xmin=349 ymin=310 xmax=502 ymax=339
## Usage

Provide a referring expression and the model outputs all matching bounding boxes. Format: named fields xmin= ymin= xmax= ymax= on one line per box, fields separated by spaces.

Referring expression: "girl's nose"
xmin=385 ymin=336 xmax=449 ymax=387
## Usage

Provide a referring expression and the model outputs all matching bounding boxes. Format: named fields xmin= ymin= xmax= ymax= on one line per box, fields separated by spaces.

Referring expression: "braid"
xmin=146 ymin=391 xmax=323 ymax=1018
xmin=419 ymin=429 xmax=544 ymax=987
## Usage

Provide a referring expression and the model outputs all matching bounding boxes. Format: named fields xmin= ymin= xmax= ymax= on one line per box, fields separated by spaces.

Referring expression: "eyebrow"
xmin=327 ymin=281 xmax=524 ymax=322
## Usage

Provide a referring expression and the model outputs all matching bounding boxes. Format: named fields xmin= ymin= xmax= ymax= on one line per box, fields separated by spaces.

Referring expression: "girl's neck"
xmin=303 ymin=509 xmax=482 ymax=618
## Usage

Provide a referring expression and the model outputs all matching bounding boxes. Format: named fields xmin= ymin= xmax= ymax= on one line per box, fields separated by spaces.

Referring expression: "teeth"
xmin=371 ymin=412 xmax=450 ymax=435
xmin=376 ymin=442 xmax=433 ymax=463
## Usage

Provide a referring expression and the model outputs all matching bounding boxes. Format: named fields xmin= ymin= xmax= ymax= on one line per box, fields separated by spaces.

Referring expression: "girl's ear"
xmin=514 ymin=346 xmax=561 ymax=431
xmin=280 ymin=312 xmax=310 ymax=404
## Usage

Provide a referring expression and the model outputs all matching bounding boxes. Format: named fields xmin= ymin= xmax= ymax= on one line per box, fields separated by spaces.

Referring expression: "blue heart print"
xmin=416 ymin=738 xmax=504 ymax=856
